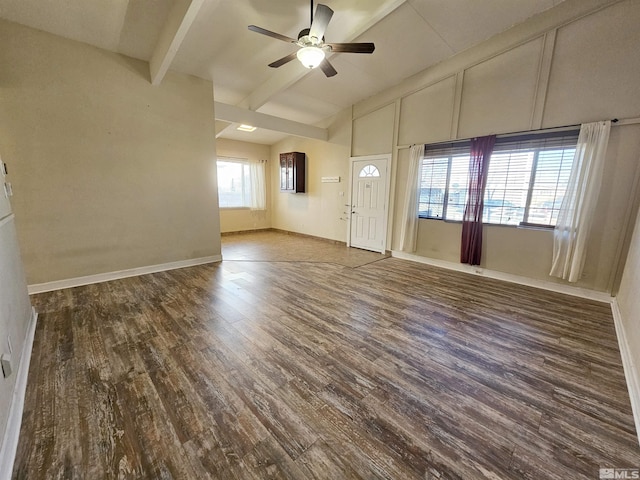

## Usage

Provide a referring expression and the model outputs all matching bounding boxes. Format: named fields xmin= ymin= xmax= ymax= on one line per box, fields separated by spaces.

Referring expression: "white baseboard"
xmin=390 ymin=250 xmax=612 ymax=303
xmin=28 ymin=255 xmax=222 ymax=294
xmin=0 ymin=307 xmax=38 ymax=479
xmin=611 ymin=299 xmax=640 ymax=446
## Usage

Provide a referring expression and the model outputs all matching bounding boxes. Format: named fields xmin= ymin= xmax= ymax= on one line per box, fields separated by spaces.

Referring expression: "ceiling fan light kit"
xmin=248 ymin=0 xmax=375 ymax=77
xmin=296 ymin=46 xmax=325 ymax=69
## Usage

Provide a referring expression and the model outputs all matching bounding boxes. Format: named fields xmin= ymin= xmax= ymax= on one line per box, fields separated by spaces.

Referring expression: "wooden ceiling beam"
xmin=149 ymin=0 xmax=210 ymax=85
xmin=214 ymin=102 xmax=328 ymax=141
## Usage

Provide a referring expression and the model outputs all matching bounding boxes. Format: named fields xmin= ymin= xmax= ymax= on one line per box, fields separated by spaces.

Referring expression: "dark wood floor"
xmin=13 ymin=240 xmax=640 ymax=478
xmin=220 ymin=230 xmax=389 ymax=268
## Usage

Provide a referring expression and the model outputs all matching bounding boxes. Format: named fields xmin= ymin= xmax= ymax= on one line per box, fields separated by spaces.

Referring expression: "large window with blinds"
xmin=418 ymin=129 xmax=579 ymax=227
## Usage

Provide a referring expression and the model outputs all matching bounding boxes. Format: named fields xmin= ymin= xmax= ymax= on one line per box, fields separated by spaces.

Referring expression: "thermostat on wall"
xmin=321 ymin=176 xmax=340 ymax=183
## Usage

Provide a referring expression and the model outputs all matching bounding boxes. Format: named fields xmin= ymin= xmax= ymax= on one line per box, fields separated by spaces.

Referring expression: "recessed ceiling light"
xmin=237 ymin=124 xmax=257 ymax=132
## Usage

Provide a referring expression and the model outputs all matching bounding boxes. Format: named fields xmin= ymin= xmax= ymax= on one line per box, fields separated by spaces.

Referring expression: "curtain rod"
xmin=494 ymin=118 xmax=618 ymax=139
xmin=401 ymin=117 xmax=634 ymax=150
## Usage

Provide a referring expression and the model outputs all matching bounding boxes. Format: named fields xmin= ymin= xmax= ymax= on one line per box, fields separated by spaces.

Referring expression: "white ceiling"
xmin=0 ymin=0 xmax=565 ymax=144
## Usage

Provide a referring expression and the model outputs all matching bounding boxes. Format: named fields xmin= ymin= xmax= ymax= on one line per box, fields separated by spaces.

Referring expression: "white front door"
xmin=349 ymin=156 xmax=390 ymax=253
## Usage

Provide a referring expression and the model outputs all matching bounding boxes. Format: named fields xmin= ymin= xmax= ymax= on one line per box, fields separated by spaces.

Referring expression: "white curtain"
xmin=399 ymin=144 xmax=425 ymax=252
xmin=550 ymin=120 xmax=611 ymax=282
xmin=250 ymin=160 xmax=266 ymax=210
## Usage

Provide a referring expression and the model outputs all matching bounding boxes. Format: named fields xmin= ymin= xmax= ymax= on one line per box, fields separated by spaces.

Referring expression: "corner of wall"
xmin=610 ymin=298 xmax=640 ymax=446
xmin=0 ymin=307 xmax=37 ymax=479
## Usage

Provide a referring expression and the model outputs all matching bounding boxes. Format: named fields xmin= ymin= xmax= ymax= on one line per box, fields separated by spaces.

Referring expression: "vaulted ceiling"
xmin=0 ymin=0 xmax=566 ymax=144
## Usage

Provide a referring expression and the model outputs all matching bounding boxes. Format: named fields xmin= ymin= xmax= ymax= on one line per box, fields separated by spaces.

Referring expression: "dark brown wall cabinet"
xmin=279 ymin=152 xmax=306 ymax=193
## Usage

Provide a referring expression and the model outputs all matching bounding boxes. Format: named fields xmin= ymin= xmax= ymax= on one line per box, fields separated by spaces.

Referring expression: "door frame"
xmin=347 ymin=154 xmax=392 ymax=254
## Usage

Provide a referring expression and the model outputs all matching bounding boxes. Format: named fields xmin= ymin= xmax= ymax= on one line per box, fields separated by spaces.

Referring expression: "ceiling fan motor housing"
xmin=297 ymin=28 xmax=324 ymax=47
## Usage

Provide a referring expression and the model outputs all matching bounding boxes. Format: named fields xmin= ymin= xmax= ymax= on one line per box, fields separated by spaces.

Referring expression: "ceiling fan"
xmin=248 ymin=0 xmax=375 ymax=77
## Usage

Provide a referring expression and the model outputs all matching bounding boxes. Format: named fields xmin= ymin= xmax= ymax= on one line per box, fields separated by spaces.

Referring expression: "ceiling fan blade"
xmin=309 ymin=4 xmax=334 ymax=42
xmin=326 ymin=42 xmax=375 ymax=54
xmin=268 ymin=52 xmax=298 ymax=68
xmin=319 ymin=58 xmax=337 ymax=77
xmin=248 ymin=25 xmax=297 ymax=43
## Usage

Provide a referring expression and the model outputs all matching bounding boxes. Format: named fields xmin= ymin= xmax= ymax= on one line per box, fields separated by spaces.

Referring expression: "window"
xmin=217 ymin=159 xmax=251 ymax=208
xmin=359 ymin=164 xmax=380 ymax=177
xmin=419 ymin=141 xmax=470 ymax=221
xmin=418 ymin=130 xmax=579 ymax=227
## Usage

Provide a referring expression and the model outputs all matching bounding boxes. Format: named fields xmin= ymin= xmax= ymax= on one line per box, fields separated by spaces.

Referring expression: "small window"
xmin=418 ymin=130 xmax=579 ymax=227
xmin=359 ymin=165 xmax=380 ymax=177
xmin=216 ymin=159 xmax=251 ymax=208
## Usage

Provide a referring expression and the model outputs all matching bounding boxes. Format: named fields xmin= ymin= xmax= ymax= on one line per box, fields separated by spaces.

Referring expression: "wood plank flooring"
xmin=13 ymin=234 xmax=640 ymax=479
xmin=221 ymin=229 xmax=389 ymax=268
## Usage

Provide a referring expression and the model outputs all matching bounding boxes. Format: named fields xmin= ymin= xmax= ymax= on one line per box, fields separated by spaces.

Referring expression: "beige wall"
xmin=271 ymin=111 xmax=352 ymax=242
xmin=354 ymin=0 xmax=640 ymax=293
xmin=542 ymin=0 xmax=640 ymax=127
xmin=270 ymin=137 xmax=351 ymax=242
xmin=352 ymin=103 xmax=395 ymax=157
xmin=0 ymin=20 xmax=221 ymax=285
xmin=216 ymin=138 xmax=271 ymax=233
xmin=0 ymin=216 xmax=32 ymax=457
xmin=617 ymin=198 xmax=640 ymax=426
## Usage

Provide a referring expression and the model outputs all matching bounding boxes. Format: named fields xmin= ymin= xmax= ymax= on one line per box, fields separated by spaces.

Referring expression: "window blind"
xmin=418 ymin=129 xmax=580 ymax=227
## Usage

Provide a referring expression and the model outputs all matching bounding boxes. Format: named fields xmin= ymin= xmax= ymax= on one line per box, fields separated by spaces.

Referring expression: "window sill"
xmin=220 ymin=206 xmax=251 ymax=210
xmin=518 ymin=223 xmax=555 ymax=231
xmin=418 ymin=217 xmax=555 ymax=231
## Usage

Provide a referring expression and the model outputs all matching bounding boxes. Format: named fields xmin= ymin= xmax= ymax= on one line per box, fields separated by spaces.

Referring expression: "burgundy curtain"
xmin=460 ymin=135 xmax=496 ymax=265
